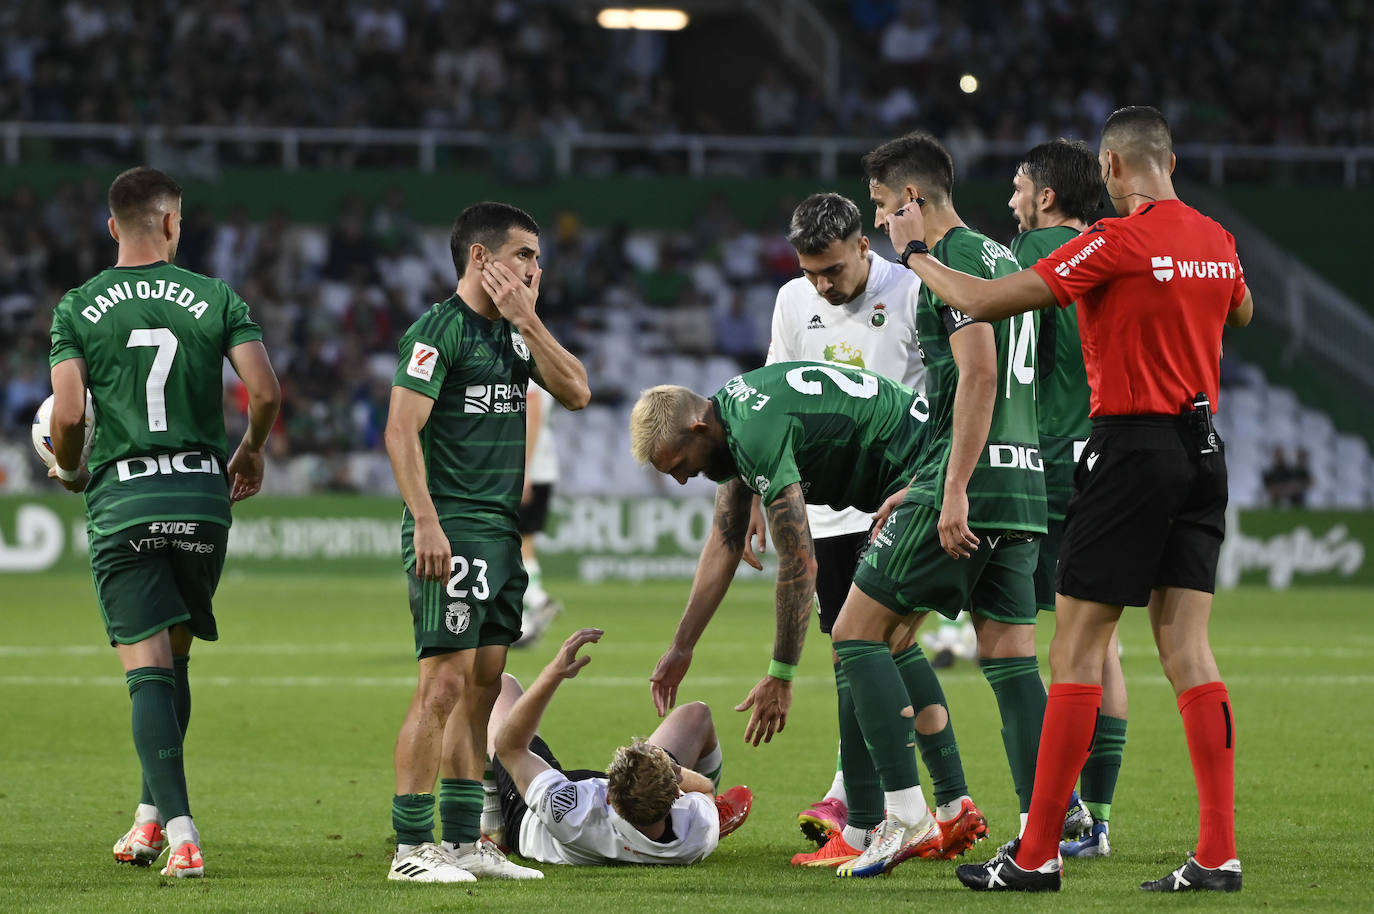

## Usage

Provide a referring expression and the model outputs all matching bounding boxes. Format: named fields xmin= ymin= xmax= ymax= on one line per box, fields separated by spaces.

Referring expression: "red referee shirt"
xmin=1031 ymin=199 xmax=1247 ymax=417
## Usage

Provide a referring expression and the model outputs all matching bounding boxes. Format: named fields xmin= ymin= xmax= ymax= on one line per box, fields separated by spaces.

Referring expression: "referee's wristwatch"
xmin=897 ymin=239 xmax=930 ymax=267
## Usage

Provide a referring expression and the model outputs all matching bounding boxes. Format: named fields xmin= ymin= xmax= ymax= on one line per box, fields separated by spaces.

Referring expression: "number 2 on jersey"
xmin=785 ymin=364 xmax=879 ymax=399
xmin=126 ymin=328 xmax=179 ymax=432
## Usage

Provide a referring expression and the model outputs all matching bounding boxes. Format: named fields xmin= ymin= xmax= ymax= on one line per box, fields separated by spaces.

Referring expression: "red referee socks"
xmin=1015 ymin=683 xmax=1101 ymax=870
xmin=1179 ymin=681 xmax=1236 ymax=867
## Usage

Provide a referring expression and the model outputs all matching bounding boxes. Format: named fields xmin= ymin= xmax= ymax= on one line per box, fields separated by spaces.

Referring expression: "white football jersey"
xmin=519 ymin=768 xmax=720 ymax=866
xmin=766 ymin=251 xmax=923 ymax=538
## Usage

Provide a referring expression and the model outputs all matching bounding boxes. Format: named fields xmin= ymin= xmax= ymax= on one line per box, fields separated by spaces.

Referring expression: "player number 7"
xmin=126 ymin=327 xmax=179 ymax=433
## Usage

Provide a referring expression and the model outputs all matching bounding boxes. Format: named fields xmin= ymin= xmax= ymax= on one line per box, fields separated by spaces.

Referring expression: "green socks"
xmin=893 ymin=644 xmax=968 ymax=807
xmin=439 ymin=779 xmax=484 ymax=845
xmin=392 ymin=793 xmax=436 ymax=847
xmin=395 ymin=779 xmax=488 ymax=847
xmin=979 ymin=656 xmax=1048 ymax=814
xmin=835 ymin=660 xmax=883 ymax=833
xmin=127 ymin=667 xmax=190 ymax=821
xmin=1081 ymin=715 xmax=1127 ymax=822
xmin=834 ymin=640 xmax=920 ymax=792
xmin=139 ymin=654 xmax=191 ymax=808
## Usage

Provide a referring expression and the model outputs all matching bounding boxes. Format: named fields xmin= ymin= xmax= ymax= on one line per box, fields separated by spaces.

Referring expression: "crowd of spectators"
xmin=0 ymin=180 xmax=808 ymax=472
xmin=842 ymin=0 xmax=1374 ymax=151
xmin=0 ymin=0 xmax=1368 ymax=173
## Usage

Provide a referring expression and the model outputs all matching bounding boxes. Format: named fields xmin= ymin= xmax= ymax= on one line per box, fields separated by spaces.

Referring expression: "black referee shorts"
xmin=814 ymin=530 xmax=871 ymax=634
xmin=1056 ymin=415 xmax=1227 ymax=608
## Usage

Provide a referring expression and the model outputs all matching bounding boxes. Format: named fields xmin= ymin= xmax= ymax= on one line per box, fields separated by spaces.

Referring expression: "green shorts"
xmin=852 ymin=500 xmax=1039 ymax=624
xmin=406 ymin=538 xmax=526 ymax=658
xmin=89 ymin=519 xmax=229 ymax=645
xmin=1034 ymin=438 xmax=1088 ymax=612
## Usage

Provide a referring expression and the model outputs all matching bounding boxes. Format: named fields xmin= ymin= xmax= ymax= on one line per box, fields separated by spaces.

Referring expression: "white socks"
xmin=823 ymin=768 xmax=847 ymax=805
xmin=165 ymin=815 xmax=199 ymax=850
xmin=885 ymin=786 xmax=931 ymax=826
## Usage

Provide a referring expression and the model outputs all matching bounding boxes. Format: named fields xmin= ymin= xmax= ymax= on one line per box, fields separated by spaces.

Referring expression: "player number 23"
xmin=446 ymin=555 xmax=491 ymax=600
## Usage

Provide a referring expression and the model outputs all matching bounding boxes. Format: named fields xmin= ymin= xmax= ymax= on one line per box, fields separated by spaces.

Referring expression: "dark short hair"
xmin=108 ymin=166 xmax=182 ymax=230
xmin=449 ymin=202 xmax=540 ymax=278
xmin=861 ymin=132 xmax=955 ymax=202
xmin=787 ymin=192 xmax=862 ymax=255
xmin=1101 ymin=105 xmax=1173 ymax=169
xmin=1017 ymin=139 xmax=1102 ymax=225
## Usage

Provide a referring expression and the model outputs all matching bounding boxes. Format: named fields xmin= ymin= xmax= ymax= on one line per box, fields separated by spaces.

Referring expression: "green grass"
xmin=1 ymin=571 xmax=1371 ymax=913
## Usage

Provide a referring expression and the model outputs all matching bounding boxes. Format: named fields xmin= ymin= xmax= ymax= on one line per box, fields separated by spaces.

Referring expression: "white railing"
xmin=743 ymin=0 xmax=840 ymax=103
xmin=1194 ymin=189 xmax=1374 ymax=391
xmin=6 ymin=121 xmax=1374 ymax=185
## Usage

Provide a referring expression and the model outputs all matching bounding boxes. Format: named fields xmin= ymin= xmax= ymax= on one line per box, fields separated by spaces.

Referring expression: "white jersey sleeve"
xmin=520 ymin=769 xmax=719 ymax=866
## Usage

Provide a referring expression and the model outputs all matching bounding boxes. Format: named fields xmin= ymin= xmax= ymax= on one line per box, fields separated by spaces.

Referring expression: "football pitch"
xmin=2 ymin=571 xmax=1371 ymax=913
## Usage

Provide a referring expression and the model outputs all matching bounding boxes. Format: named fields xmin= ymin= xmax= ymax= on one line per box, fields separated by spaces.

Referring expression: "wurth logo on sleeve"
xmin=406 ymin=342 xmax=439 ymax=380
xmin=1054 ymin=234 xmax=1108 ymax=277
xmin=1152 ymin=256 xmax=1175 ymax=281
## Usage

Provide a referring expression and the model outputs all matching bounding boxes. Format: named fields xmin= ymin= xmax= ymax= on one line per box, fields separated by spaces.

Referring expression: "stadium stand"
xmin=2 ymin=0 xmax=1372 ymax=506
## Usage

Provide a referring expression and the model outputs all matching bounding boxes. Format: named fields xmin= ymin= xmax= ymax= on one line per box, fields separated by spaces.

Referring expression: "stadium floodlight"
xmin=597 ymin=8 xmax=690 ymax=30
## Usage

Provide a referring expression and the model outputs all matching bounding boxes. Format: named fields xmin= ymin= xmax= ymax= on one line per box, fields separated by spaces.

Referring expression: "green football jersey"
xmin=48 ymin=261 xmax=262 ymax=535
xmin=1012 ymin=226 xmax=1092 ymax=442
xmin=710 ymin=362 xmax=927 ymax=512
xmin=909 ymin=227 xmax=1046 ymax=533
xmin=394 ymin=293 xmax=534 ymax=559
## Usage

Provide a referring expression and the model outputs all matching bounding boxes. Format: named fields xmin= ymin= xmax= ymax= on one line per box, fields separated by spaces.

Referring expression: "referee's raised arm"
xmin=952 ymin=105 xmax=1252 ymax=896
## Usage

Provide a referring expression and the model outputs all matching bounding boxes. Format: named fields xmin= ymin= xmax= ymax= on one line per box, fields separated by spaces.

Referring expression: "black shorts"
xmin=491 ymin=735 xmax=602 ymax=859
xmin=1056 ymin=415 xmax=1227 ymax=608
xmin=517 ymin=484 xmax=554 ymax=535
xmin=814 ymin=530 xmax=870 ymax=634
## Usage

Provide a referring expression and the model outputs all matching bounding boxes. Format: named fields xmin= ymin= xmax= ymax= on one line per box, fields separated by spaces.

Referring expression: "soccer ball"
xmin=32 ymin=392 xmax=96 ymax=471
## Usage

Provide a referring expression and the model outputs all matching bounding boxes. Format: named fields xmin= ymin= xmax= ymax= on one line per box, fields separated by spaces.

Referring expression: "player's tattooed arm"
xmin=765 ymin=482 xmax=817 ymax=666
xmin=715 ymin=478 xmax=752 ymax=554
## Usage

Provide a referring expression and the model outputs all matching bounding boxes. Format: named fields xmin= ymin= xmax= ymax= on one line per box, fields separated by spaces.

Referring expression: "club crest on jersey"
xmin=869 ymin=302 xmax=887 ymax=328
xmin=807 ymin=314 xmax=825 ymax=330
xmin=445 ymin=601 xmax=471 ymax=635
xmin=754 ymin=475 xmax=771 ymax=495
xmin=511 ymin=332 xmax=530 ymax=361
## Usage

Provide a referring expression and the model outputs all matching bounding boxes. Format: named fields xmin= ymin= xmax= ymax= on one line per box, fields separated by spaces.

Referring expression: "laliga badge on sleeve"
xmin=407 ymin=342 xmax=439 ymax=381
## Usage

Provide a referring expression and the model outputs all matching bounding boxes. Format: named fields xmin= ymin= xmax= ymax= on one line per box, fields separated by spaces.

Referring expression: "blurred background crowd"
xmin=1 ymin=0 xmax=1369 ymax=158
xmin=1 ymin=0 xmax=1371 ymax=506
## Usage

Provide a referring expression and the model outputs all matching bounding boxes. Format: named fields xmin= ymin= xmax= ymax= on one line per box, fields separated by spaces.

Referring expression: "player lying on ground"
xmin=489 ymin=628 xmax=752 ymax=865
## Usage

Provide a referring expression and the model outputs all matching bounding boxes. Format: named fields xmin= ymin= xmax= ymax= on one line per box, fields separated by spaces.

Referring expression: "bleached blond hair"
xmin=628 ymin=385 xmax=708 ymax=466
xmin=605 ymin=739 xmax=678 ymax=826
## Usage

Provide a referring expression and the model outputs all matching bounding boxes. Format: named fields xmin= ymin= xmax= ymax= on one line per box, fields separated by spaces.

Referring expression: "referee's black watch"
xmin=897 ymin=239 xmax=930 ymax=266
